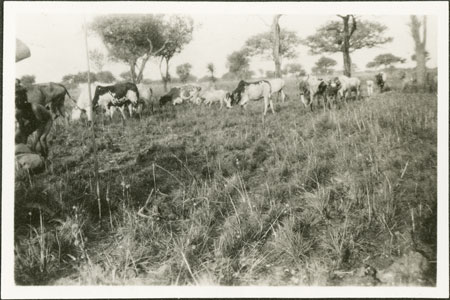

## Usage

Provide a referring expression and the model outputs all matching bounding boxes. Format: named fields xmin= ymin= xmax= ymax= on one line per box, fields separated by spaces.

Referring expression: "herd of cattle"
xmin=15 ymin=72 xmax=389 ymax=158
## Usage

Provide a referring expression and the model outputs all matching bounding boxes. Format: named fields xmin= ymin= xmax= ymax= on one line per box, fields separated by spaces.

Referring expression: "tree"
xmin=20 ymin=74 xmax=35 ymax=87
xmin=282 ymin=63 xmax=306 ymax=77
xmin=91 ymin=14 xmax=167 ymax=84
xmin=245 ymin=26 xmax=300 ymax=77
xmin=311 ymin=56 xmax=337 ymax=75
xmin=176 ymin=63 xmax=192 ymax=83
xmin=366 ymin=53 xmax=406 ymax=69
xmin=89 ymin=49 xmax=106 ymax=72
xmin=207 ymin=63 xmax=216 ymax=82
xmin=158 ymin=15 xmax=194 ymax=91
xmin=95 ymin=71 xmax=116 ymax=83
xmin=119 ymin=71 xmax=132 ymax=82
xmin=409 ymin=15 xmax=428 ymax=89
xmin=303 ymin=15 xmax=392 ymax=77
xmin=265 ymin=70 xmax=276 ymax=78
xmin=226 ymin=49 xmax=252 ymax=80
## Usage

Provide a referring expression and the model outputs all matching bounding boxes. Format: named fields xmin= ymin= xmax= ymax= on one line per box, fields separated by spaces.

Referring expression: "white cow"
xmin=201 ymin=89 xmax=231 ymax=109
xmin=71 ymin=82 xmax=113 ymax=122
xmin=268 ymin=78 xmax=286 ymax=102
xmin=298 ymin=75 xmax=328 ymax=111
xmin=337 ymin=75 xmax=361 ymax=101
xmin=366 ymin=80 xmax=374 ymax=97
xmin=96 ymin=90 xmax=138 ymax=120
xmin=136 ymin=83 xmax=153 ymax=114
xmin=230 ymin=80 xmax=274 ymax=116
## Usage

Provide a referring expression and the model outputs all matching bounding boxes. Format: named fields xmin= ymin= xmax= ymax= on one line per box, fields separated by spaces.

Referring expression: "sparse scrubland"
xmin=14 ymin=78 xmax=437 ymax=286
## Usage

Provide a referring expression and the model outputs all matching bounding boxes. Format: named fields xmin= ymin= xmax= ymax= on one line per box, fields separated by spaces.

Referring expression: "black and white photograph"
xmin=2 ymin=1 xmax=449 ymax=298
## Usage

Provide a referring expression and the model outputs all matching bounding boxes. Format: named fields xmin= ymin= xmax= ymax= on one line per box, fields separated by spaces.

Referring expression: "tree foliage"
xmin=62 ymin=71 xmax=97 ymax=85
xmin=88 ymin=49 xmax=106 ymax=72
xmin=312 ymin=56 xmax=337 ymax=75
xmin=206 ymin=63 xmax=217 ymax=82
xmin=176 ymin=63 xmax=193 ymax=83
xmin=95 ymin=71 xmax=116 ymax=83
xmin=244 ymin=28 xmax=300 ymax=61
xmin=366 ymin=53 xmax=406 ymax=69
xmin=282 ymin=63 xmax=306 ymax=77
xmin=19 ymin=74 xmax=36 ymax=87
xmin=91 ymin=14 xmax=167 ymax=83
xmin=303 ymin=18 xmax=393 ymax=55
xmin=226 ymin=49 xmax=253 ymax=80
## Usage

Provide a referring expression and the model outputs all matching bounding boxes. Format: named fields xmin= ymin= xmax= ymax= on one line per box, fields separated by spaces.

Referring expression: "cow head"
xmin=298 ymin=80 xmax=310 ymax=106
xmin=223 ymin=92 xmax=232 ymax=109
xmin=15 ymin=79 xmax=29 ymax=108
xmin=229 ymin=80 xmax=248 ymax=106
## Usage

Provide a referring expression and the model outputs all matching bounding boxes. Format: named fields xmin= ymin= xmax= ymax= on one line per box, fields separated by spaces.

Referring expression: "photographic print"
xmin=3 ymin=1 xmax=449 ymax=298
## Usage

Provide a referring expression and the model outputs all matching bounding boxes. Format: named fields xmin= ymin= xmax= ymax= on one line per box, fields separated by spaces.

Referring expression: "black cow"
xmin=375 ymin=72 xmax=387 ymax=92
xmin=92 ymin=82 xmax=140 ymax=120
xmin=159 ymin=87 xmax=181 ymax=106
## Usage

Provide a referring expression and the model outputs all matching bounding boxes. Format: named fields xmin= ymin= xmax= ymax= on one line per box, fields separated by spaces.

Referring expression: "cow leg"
xmin=280 ymin=90 xmax=286 ymax=103
xmin=39 ymin=119 xmax=53 ymax=157
xmin=119 ymin=106 xmax=127 ymax=121
xmin=128 ymin=104 xmax=133 ymax=118
xmin=263 ymin=97 xmax=269 ymax=116
xmin=269 ymin=97 xmax=275 ymax=114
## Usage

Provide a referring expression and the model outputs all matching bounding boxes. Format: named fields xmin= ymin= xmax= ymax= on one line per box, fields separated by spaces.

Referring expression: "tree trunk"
xmin=130 ymin=60 xmax=137 ymax=84
xmin=164 ymin=58 xmax=170 ymax=92
xmin=411 ymin=16 xmax=427 ymax=90
xmin=272 ymin=15 xmax=282 ymax=78
xmin=342 ymin=16 xmax=352 ymax=77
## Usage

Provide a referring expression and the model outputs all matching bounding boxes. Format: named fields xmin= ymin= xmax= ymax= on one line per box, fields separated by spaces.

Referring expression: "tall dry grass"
xmin=15 ymin=76 xmax=437 ymax=285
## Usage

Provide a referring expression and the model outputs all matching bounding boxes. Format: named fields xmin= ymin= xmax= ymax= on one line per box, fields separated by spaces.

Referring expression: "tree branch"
xmin=349 ymin=15 xmax=357 ymax=37
xmin=153 ymin=40 xmax=168 ymax=56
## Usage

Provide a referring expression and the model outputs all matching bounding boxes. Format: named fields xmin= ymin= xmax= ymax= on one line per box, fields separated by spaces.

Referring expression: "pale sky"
xmin=15 ymin=14 xmax=437 ymax=83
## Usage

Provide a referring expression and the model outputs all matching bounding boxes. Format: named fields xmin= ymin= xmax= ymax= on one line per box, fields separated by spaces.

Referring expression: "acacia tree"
xmin=226 ymin=49 xmax=252 ymax=80
xmin=91 ymin=14 xmax=167 ymax=84
xmin=282 ymin=63 xmax=306 ymax=77
xmin=207 ymin=63 xmax=216 ymax=83
xmin=303 ymin=15 xmax=392 ymax=77
xmin=409 ymin=15 xmax=428 ymax=88
xmin=244 ymin=21 xmax=300 ymax=78
xmin=158 ymin=15 xmax=194 ymax=91
xmin=176 ymin=63 xmax=192 ymax=83
xmin=366 ymin=53 xmax=406 ymax=70
xmin=312 ymin=56 xmax=337 ymax=75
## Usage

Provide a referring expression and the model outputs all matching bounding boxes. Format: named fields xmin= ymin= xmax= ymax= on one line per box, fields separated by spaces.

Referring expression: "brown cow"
xmin=26 ymin=82 xmax=75 ymax=122
xmin=15 ymin=80 xmax=53 ymax=157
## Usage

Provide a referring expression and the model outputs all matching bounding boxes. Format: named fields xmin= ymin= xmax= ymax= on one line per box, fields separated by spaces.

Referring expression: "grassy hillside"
xmin=14 ymin=78 xmax=437 ymax=285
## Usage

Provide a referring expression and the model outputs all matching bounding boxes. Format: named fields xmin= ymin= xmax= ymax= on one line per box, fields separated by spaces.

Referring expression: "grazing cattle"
xmin=230 ymin=80 xmax=274 ymax=116
xmin=325 ymin=78 xmax=342 ymax=108
xmin=72 ymin=82 xmax=119 ymax=122
xmin=298 ymin=75 xmax=328 ymax=111
xmin=268 ymin=78 xmax=287 ymax=103
xmin=92 ymin=82 xmax=139 ymax=120
xmin=159 ymin=85 xmax=202 ymax=106
xmin=26 ymin=82 xmax=75 ymax=121
xmin=375 ymin=72 xmax=387 ymax=92
xmin=201 ymin=89 xmax=231 ymax=109
xmin=366 ymin=80 xmax=374 ymax=97
xmin=336 ymin=75 xmax=361 ymax=101
xmin=15 ymin=80 xmax=52 ymax=157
